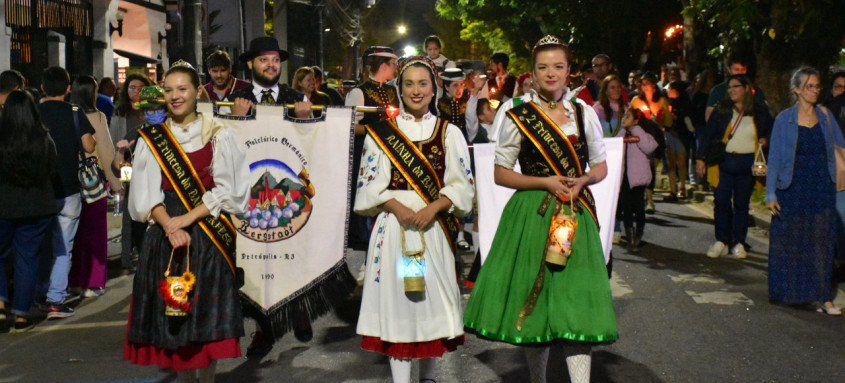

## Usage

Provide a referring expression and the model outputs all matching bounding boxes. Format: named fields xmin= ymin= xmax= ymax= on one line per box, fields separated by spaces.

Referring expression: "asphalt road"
xmin=2 ymin=195 xmax=844 ymax=382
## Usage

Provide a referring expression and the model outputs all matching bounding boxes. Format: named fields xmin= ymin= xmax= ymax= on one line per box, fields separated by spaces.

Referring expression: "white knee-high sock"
xmin=524 ymin=346 xmax=550 ymax=383
xmin=563 ymin=344 xmax=592 ymax=383
xmin=177 ymin=369 xmax=196 ymax=383
xmin=419 ymin=358 xmax=437 ymax=381
xmin=198 ymin=361 xmax=217 ymax=383
xmin=388 ymin=357 xmax=412 ymax=383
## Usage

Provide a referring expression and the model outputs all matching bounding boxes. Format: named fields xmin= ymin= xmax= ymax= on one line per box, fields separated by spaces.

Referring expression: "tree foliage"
xmin=684 ymin=0 xmax=845 ymax=111
xmin=436 ymin=0 xmax=682 ymax=76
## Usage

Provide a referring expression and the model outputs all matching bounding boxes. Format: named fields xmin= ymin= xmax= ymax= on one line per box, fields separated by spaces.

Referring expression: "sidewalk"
xmin=106 ymin=199 xmax=124 ymax=261
xmin=654 ymin=172 xmax=772 ymax=232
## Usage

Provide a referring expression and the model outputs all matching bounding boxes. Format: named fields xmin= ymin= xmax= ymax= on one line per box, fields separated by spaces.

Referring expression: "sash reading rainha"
xmin=365 ymin=118 xmax=461 ymax=252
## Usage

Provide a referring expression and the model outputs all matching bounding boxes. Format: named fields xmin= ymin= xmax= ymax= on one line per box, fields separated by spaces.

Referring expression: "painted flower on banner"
xmin=233 ymin=159 xmax=315 ymax=242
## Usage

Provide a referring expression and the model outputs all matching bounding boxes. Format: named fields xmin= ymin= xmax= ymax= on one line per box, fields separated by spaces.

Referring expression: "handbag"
xmin=823 ymin=107 xmax=845 ymax=191
xmin=73 ymin=106 xmax=107 ymax=203
xmin=752 ymin=143 xmax=767 ymax=176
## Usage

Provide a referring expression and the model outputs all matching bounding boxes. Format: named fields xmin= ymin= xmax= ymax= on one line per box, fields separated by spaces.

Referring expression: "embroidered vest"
xmin=162 ymin=142 xmax=215 ymax=191
xmin=358 ymin=79 xmax=399 ymax=126
xmin=387 ymin=121 xmax=448 ymax=191
xmin=437 ymin=95 xmax=468 ymax=138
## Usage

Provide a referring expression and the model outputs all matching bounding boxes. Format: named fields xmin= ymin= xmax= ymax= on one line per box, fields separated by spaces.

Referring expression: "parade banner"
xmin=199 ymin=102 xmax=356 ymax=329
xmin=476 ymin=137 xmax=624 ymax=265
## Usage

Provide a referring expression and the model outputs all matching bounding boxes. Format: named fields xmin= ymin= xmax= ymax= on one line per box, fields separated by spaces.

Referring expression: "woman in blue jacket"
xmin=766 ymin=67 xmax=845 ymax=315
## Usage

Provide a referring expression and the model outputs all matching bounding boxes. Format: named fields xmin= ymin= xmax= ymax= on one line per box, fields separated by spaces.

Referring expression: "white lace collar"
xmin=398 ymin=111 xmax=435 ymax=121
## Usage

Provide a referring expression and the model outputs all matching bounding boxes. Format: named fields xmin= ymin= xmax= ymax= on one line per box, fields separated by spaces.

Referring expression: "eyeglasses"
xmin=803 ymin=84 xmax=823 ymax=91
xmin=592 ymin=62 xmax=608 ymax=68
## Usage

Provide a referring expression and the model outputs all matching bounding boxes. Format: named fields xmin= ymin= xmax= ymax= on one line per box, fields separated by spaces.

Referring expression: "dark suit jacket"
xmin=487 ymin=74 xmax=517 ymax=101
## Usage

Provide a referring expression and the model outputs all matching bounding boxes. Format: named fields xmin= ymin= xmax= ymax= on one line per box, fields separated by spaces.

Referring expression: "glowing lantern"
xmin=160 ymin=248 xmax=196 ymax=316
xmin=544 ymin=194 xmax=578 ymax=266
xmin=400 ymin=230 xmax=426 ymax=292
xmin=120 ymin=163 xmax=133 ymax=182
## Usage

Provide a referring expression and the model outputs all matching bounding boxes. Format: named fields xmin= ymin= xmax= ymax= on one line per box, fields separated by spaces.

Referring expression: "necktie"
xmin=260 ymin=89 xmax=275 ymax=104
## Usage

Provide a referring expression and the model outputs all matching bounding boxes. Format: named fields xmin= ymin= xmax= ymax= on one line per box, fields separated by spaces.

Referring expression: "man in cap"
xmin=344 ymin=46 xmax=400 ymax=254
xmin=204 ymin=50 xmax=250 ymax=102
xmin=226 ymin=36 xmax=311 ymax=118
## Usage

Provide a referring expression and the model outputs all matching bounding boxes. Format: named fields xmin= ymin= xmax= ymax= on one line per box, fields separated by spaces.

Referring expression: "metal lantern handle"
xmin=400 ymin=229 xmax=425 ymax=256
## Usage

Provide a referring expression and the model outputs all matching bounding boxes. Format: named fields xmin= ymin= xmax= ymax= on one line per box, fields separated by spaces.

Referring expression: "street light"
xmin=403 ymin=45 xmax=417 ymax=56
xmin=398 ymin=25 xmax=407 ymax=34
xmin=665 ymin=24 xmax=683 ymax=39
xmin=110 ymin=10 xmax=125 ymax=37
xmin=158 ymin=23 xmax=171 ymax=44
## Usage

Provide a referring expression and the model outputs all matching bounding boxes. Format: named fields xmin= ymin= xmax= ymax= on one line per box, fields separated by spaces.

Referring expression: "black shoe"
xmin=457 ymin=240 xmax=471 ymax=252
xmin=12 ymin=318 xmax=35 ymax=333
xmin=44 ymin=302 xmax=75 ymax=319
xmin=245 ymin=331 xmax=274 ymax=358
xmin=293 ymin=320 xmax=313 ymax=342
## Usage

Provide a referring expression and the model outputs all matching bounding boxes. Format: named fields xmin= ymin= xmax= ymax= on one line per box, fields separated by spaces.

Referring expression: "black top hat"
xmin=239 ymin=36 xmax=289 ymax=63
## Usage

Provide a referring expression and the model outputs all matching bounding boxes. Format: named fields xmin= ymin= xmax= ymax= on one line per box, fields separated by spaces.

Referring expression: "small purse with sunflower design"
xmin=159 ymin=245 xmax=196 ymax=316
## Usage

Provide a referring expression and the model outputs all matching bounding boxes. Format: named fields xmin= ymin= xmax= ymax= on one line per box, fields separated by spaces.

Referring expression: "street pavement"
xmin=2 ymin=193 xmax=844 ymax=382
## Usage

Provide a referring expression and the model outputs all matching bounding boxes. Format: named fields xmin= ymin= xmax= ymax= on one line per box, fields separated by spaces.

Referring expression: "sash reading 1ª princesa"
xmin=506 ymin=101 xmax=599 ymax=226
xmin=138 ymin=123 xmax=237 ymax=275
xmin=365 ymin=118 xmax=461 ymax=253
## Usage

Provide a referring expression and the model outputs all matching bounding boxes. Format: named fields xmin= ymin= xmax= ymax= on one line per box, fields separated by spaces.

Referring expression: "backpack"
xmin=638 ymin=118 xmax=665 ymax=159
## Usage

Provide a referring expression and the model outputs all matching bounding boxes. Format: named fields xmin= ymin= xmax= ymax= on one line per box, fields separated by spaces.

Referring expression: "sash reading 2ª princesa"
xmin=138 ymin=123 xmax=237 ymax=275
xmin=506 ymin=101 xmax=599 ymax=226
xmin=365 ymin=118 xmax=461 ymax=253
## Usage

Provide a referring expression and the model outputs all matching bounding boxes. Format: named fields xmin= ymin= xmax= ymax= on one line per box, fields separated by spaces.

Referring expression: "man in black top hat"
xmin=226 ymin=36 xmax=311 ymax=118
xmin=228 ymin=37 xmax=314 ymax=358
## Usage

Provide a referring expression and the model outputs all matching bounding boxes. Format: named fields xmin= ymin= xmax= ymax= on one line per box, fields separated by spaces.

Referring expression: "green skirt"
xmin=464 ymin=190 xmax=618 ymax=344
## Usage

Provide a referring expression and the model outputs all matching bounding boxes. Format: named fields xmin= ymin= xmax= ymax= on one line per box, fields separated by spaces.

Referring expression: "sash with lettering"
xmin=506 ymin=101 xmax=599 ymax=226
xmin=138 ymin=123 xmax=237 ymax=275
xmin=365 ymin=118 xmax=461 ymax=252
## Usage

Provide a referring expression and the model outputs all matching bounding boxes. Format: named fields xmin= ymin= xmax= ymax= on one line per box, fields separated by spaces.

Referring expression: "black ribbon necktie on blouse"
xmin=260 ymin=89 xmax=275 ymax=104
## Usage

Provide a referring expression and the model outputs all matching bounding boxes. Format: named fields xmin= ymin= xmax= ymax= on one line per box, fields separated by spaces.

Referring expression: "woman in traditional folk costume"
xmin=463 ymin=36 xmax=618 ymax=383
xmin=124 ymin=61 xmax=250 ymax=383
xmin=354 ymin=56 xmax=475 ymax=383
